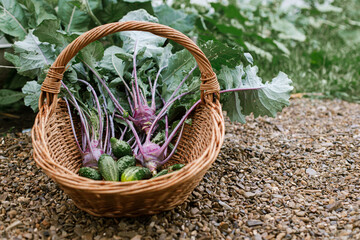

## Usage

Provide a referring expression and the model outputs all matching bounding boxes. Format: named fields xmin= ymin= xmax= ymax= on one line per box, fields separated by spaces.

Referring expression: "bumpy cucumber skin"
xmin=98 ymin=154 xmax=119 ymax=181
xmin=168 ymin=164 xmax=185 ymax=171
xmin=151 ymin=169 xmax=168 ymax=179
xmin=117 ymin=155 xmax=136 ymax=176
xmin=78 ymin=167 xmax=102 ymax=180
xmin=110 ymin=137 xmax=132 ymax=158
xmin=121 ymin=166 xmax=152 ymax=181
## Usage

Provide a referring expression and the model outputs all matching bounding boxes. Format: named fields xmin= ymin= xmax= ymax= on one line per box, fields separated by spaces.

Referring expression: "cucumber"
xmin=78 ymin=167 xmax=102 ymax=180
xmin=168 ymin=164 xmax=185 ymax=172
xmin=110 ymin=137 xmax=132 ymax=158
xmin=117 ymin=155 xmax=136 ymax=176
xmin=151 ymin=169 xmax=168 ymax=179
xmin=98 ymin=154 xmax=119 ymax=181
xmin=121 ymin=166 xmax=152 ymax=182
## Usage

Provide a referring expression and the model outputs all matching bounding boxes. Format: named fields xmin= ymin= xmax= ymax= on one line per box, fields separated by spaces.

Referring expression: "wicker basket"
xmin=31 ymin=21 xmax=225 ymax=217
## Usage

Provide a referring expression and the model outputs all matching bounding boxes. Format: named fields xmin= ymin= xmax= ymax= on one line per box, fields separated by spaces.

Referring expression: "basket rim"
xmin=32 ymin=99 xmax=225 ymax=194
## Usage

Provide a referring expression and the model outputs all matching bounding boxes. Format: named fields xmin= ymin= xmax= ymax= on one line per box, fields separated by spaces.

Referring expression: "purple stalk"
xmin=158 ymin=99 xmax=201 ymax=155
xmin=145 ymin=91 xmax=193 ymax=142
xmin=77 ymin=79 xmax=103 ymax=149
xmin=61 ymin=82 xmax=96 ymax=159
xmin=84 ymin=62 xmax=132 ymax=120
xmin=159 ymin=123 xmax=185 ymax=164
xmin=63 ymin=97 xmax=83 ymax=154
xmin=151 ymin=65 xmax=167 ymax=110
xmin=132 ymin=40 xmax=142 ymax=110
xmin=219 ymin=86 xmax=265 ymax=93
xmin=103 ymin=104 xmax=109 ymax=153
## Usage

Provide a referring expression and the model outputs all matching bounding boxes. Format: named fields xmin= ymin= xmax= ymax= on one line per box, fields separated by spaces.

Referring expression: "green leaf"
xmin=79 ymin=40 xmax=104 ymax=69
xmin=0 ymin=89 xmax=25 ymax=105
xmin=33 ymin=19 xmax=68 ymax=46
xmin=161 ymin=48 xmax=197 ymax=101
xmin=19 ymin=0 xmax=57 ymax=26
xmin=338 ymin=29 xmax=360 ymax=46
xmin=99 ymin=46 xmax=127 ymax=75
xmin=22 ymin=80 xmax=41 ymax=111
xmin=244 ymin=41 xmax=273 ymax=62
xmin=58 ymin=0 xmax=91 ymax=32
xmin=315 ymin=2 xmax=342 ymax=13
xmin=0 ymin=0 xmax=27 ymax=39
xmin=200 ymin=40 xmax=244 ymax=70
xmin=97 ymin=0 xmax=153 ymax=23
xmin=271 ymin=16 xmax=306 ymax=42
xmin=4 ymin=32 xmax=56 ymax=78
xmin=119 ymin=9 xmax=165 ymax=59
xmin=154 ymin=4 xmax=197 ymax=33
xmin=219 ymin=65 xmax=293 ymax=123
xmin=123 ymin=0 xmax=150 ymax=2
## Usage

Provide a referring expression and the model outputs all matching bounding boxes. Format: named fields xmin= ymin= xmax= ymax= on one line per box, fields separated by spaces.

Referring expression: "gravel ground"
xmin=1 ymin=98 xmax=360 ymax=240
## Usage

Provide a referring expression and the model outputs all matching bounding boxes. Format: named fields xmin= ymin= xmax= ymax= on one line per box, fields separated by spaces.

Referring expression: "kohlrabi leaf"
xmin=123 ymin=0 xmax=150 ymax=2
xmin=119 ymin=9 xmax=166 ymax=59
xmin=4 ymin=32 xmax=56 ymax=78
xmin=157 ymin=44 xmax=173 ymax=69
xmin=161 ymin=48 xmax=197 ymax=101
xmin=99 ymin=46 xmax=127 ymax=75
xmin=97 ymin=0 xmax=153 ymax=23
xmin=22 ymin=80 xmax=41 ymax=111
xmin=0 ymin=89 xmax=25 ymax=106
xmin=154 ymin=4 xmax=197 ymax=33
xmin=79 ymin=40 xmax=104 ymax=69
xmin=219 ymin=65 xmax=293 ymax=123
xmin=57 ymin=0 xmax=91 ymax=32
xmin=0 ymin=0 xmax=27 ymax=39
xmin=33 ymin=19 xmax=68 ymax=47
xmin=200 ymin=40 xmax=244 ymax=70
xmin=271 ymin=16 xmax=306 ymax=42
xmin=20 ymin=0 xmax=57 ymax=26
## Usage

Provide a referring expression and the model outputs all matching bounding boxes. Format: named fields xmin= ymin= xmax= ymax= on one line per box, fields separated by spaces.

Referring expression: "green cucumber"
xmin=168 ymin=164 xmax=185 ymax=172
xmin=78 ymin=167 xmax=102 ymax=180
xmin=110 ymin=137 xmax=132 ymax=158
xmin=151 ymin=169 xmax=169 ymax=179
xmin=98 ymin=154 xmax=119 ymax=181
xmin=121 ymin=166 xmax=152 ymax=182
xmin=117 ymin=155 xmax=136 ymax=176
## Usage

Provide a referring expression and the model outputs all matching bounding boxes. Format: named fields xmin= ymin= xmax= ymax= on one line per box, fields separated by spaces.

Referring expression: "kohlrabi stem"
xmin=63 ymin=97 xmax=83 ymax=154
xmin=62 ymin=82 xmax=95 ymax=157
xmin=120 ymin=126 xmax=128 ymax=140
xmin=151 ymin=65 xmax=167 ymax=110
xmin=103 ymin=104 xmax=109 ymax=153
xmin=110 ymin=112 xmax=115 ymax=138
xmin=219 ymin=86 xmax=264 ymax=93
xmin=158 ymin=99 xmax=201 ymax=154
xmin=112 ymin=54 xmax=134 ymax=99
xmin=148 ymin=76 xmax=153 ymax=95
xmin=85 ymin=62 xmax=132 ymax=119
xmin=167 ymin=65 xmax=197 ymax=104
xmin=132 ymin=40 xmax=142 ymax=109
xmin=77 ymin=79 xmax=103 ymax=148
xmin=125 ymin=89 xmax=134 ymax=114
xmin=145 ymin=65 xmax=197 ymax=140
xmin=159 ymin=123 xmax=185 ymax=165
xmin=146 ymin=91 xmax=193 ymax=142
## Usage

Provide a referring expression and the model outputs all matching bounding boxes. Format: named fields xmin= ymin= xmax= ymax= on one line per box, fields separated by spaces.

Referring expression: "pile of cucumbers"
xmin=78 ymin=138 xmax=184 ymax=182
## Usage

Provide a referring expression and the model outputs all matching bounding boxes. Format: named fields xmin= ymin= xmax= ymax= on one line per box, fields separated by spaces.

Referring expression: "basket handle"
xmin=39 ymin=21 xmax=220 ymax=109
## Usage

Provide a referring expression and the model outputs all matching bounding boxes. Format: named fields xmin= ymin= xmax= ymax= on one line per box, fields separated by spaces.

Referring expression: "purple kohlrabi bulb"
xmin=136 ymin=141 xmax=164 ymax=173
xmin=132 ymin=106 xmax=156 ymax=134
xmin=82 ymin=140 xmax=104 ymax=167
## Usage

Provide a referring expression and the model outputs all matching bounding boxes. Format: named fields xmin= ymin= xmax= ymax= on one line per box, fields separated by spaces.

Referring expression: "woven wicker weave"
xmin=31 ymin=21 xmax=225 ymax=217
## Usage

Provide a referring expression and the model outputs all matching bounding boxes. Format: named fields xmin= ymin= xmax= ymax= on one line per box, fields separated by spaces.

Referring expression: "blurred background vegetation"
xmin=0 ymin=0 xmax=359 ymax=117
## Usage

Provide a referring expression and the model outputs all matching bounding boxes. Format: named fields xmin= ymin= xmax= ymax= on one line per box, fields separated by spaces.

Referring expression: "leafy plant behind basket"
xmin=0 ymin=1 xmax=293 ymax=123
